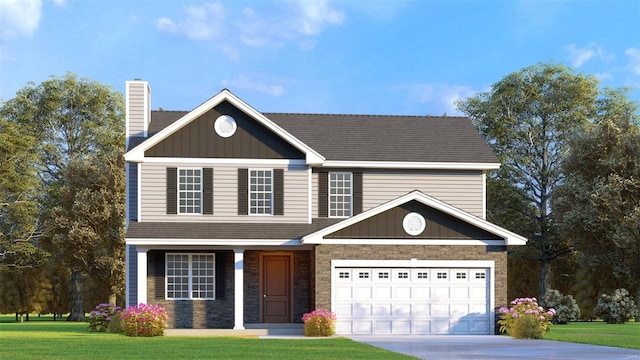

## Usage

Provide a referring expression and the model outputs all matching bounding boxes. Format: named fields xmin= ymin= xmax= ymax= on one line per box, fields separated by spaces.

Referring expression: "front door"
xmin=261 ymin=254 xmax=292 ymax=323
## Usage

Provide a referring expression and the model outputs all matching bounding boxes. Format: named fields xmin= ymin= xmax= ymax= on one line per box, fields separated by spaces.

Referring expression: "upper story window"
xmin=249 ymin=169 xmax=273 ymax=215
xmin=329 ymin=172 xmax=352 ymax=217
xmin=178 ymin=168 xmax=202 ymax=214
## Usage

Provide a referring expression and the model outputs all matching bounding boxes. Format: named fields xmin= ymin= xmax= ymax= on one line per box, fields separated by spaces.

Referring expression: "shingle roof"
xmin=130 ymin=110 xmax=498 ymax=164
xmin=126 ymin=219 xmax=341 ymax=239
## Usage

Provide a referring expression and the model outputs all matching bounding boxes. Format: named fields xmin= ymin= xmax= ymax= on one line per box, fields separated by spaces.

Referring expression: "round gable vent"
xmin=403 ymin=212 xmax=426 ymax=236
xmin=214 ymin=115 xmax=237 ymax=138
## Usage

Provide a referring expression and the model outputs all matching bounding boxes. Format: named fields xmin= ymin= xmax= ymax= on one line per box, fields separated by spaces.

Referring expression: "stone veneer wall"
xmin=312 ymin=244 xmax=508 ymax=311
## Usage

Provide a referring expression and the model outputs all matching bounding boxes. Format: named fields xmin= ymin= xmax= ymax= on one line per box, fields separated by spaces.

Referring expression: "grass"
xmin=545 ymin=320 xmax=640 ymax=350
xmin=0 ymin=317 xmax=415 ymax=360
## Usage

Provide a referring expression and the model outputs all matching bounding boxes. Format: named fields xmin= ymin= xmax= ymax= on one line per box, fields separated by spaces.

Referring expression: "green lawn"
xmin=545 ymin=321 xmax=640 ymax=350
xmin=0 ymin=319 xmax=415 ymax=360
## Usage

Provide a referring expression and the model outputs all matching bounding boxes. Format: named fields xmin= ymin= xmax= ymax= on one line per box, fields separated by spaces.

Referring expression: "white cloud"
xmin=53 ymin=0 xmax=65 ymax=6
xmin=290 ymin=0 xmax=345 ymax=36
xmin=0 ymin=0 xmax=42 ymax=39
xmin=157 ymin=2 xmax=226 ymax=41
xmin=564 ymin=43 xmax=614 ymax=68
xmin=221 ymin=75 xmax=286 ymax=97
xmin=624 ymin=47 xmax=640 ymax=76
xmin=396 ymin=83 xmax=478 ymax=116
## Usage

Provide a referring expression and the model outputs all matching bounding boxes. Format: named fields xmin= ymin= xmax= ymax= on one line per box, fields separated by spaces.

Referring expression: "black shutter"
xmin=166 ymin=168 xmax=177 ymax=214
xmin=147 ymin=251 xmax=165 ymax=300
xmin=238 ymin=169 xmax=248 ymax=215
xmin=273 ymin=169 xmax=284 ymax=215
xmin=318 ymin=172 xmax=328 ymax=217
xmin=353 ymin=172 xmax=363 ymax=215
xmin=203 ymin=168 xmax=213 ymax=215
xmin=215 ymin=252 xmax=226 ymax=299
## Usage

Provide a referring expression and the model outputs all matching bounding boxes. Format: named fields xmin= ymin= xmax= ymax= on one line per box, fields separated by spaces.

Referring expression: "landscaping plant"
xmin=593 ymin=288 xmax=638 ymax=324
xmin=302 ymin=310 xmax=336 ymax=337
xmin=120 ymin=303 xmax=169 ymax=337
xmin=88 ymin=303 xmax=122 ymax=332
xmin=541 ymin=289 xmax=581 ymax=324
xmin=498 ymin=297 xmax=555 ymax=339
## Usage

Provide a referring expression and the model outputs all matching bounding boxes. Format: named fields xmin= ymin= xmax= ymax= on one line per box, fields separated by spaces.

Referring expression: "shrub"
xmin=541 ymin=289 xmax=581 ymax=324
xmin=302 ymin=310 xmax=336 ymax=337
xmin=88 ymin=303 xmax=122 ymax=332
xmin=498 ymin=297 xmax=555 ymax=339
xmin=593 ymin=288 xmax=639 ymax=324
xmin=120 ymin=303 xmax=169 ymax=337
xmin=107 ymin=312 xmax=123 ymax=333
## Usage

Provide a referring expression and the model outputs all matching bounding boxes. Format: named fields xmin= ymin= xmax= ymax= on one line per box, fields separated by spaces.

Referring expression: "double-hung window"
xmin=329 ymin=172 xmax=352 ymax=217
xmin=178 ymin=168 xmax=202 ymax=214
xmin=166 ymin=253 xmax=215 ymax=300
xmin=249 ymin=169 xmax=273 ymax=215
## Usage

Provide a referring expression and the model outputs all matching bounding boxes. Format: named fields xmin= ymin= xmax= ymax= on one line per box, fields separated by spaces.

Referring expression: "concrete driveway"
xmin=351 ymin=335 xmax=640 ymax=360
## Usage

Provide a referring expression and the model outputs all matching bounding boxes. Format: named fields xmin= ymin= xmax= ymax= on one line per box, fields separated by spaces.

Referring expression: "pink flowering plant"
xmin=498 ymin=297 xmax=555 ymax=339
xmin=302 ymin=310 xmax=336 ymax=337
xmin=88 ymin=303 xmax=122 ymax=332
xmin=120 ymin=303 xmax=169 ymax=337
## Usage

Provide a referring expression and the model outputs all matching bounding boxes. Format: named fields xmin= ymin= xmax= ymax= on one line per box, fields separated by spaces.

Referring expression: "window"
xmin=417 ymin=272 xmax=428 ymax=279
xmin=437 ymin=272 xmax=448 ymax=279
xmin=249 ymin=169 xmax=273 ymax=215
xmin=166 ymin=253 xmax=215 ymax=300
xmin=178 ymin=168 xmax=201 ymax=214
xmin=329 ymin=172 xmax=352 ymax=217
xmin=397 ymin=272 xmax=409 ymax=279
xmin=339 ymin=272 xmax=350 ymax=279
xmin=456 ymin=272 xmax=467 ymax=279
xmin=475 ymin=272 xmax=486 ymax=280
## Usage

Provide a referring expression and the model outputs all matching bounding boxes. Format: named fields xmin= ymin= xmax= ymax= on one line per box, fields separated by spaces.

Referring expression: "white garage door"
xmin=334 ymin=267 xmax=490 ymax=335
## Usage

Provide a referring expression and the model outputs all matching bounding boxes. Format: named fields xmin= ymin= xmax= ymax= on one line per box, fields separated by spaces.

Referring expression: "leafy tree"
xmin=457 ymin=63 xmax=599 ymax=299
xmin=1 ymin=73 xmax=125 ymax=321
xmin=554 ymin=89 xmax=640 ymax=320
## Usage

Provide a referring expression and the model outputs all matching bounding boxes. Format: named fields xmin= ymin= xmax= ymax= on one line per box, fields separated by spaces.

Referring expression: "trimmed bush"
xmin=302 ymin=310 xmax=336 ymax=337
xmin=120 ymin=304 xmax=169 ymax=337
xmin=498 ymin=297 xmax=555 ymax=339
xmin=88 ymin=303 xmax=122 ymax=332
xmin=542 ymin=289 xmax=581 ymax=324
xmin=107 ymin=312 xmax=123 ymax=333
xmin=593 ymin=288 xmax=639 ymax=324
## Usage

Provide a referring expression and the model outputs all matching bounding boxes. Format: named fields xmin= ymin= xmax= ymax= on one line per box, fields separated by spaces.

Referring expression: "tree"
xmin=0 ymin=73 xmax=125 ymax=321
xmin=554 ymin=88 xmax=640 ymax=320
xmin=457 ymin=63 xmax=599 ymax=299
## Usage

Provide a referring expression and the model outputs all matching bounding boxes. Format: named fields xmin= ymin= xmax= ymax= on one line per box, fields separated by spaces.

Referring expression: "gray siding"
xmin=127 ymin=245 xmax=137 ymax=306
xmin=139 ymin=162 xmax=309 ymax=223
xmin=313 ymin=170 xmax=485 ymax=218
xmin=126 ymin=82 xmax=147 ymax=138
xmin=127 ymin=163 xmax=138 ymax=221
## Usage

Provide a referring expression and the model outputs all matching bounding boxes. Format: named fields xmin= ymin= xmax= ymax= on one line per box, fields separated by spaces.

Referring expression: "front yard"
xmin=545 ymin=321 xmax=640 ymax=350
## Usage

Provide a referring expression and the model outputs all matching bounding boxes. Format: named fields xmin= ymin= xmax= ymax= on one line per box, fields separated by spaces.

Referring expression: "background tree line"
xmin=0 ymin=64 xmax=638 ymax=321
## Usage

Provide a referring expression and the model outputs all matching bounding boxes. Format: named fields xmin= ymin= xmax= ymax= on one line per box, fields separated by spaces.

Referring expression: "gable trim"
xmin=302 ymin=190 xmax=527 ymax=246
xmin=124 ymin=89 xmax=325 ymax=165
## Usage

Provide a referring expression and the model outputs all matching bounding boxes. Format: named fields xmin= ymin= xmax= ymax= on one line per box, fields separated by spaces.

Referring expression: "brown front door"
xmin=261 ymin=254 xmax=292 ymax=323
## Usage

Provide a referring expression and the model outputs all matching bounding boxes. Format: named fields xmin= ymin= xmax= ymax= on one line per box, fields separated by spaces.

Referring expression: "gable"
xmin=325 ymin=200 xmax=503 ymax=240
xmin=145 ymin=101 xmax=305 ymax=159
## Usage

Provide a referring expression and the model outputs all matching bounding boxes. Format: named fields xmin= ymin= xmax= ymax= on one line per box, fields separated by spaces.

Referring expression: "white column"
xmin=136 ymin=247 xmax=149 ymax=305
xmin=233 ymin=249 xmax=245 ymax=330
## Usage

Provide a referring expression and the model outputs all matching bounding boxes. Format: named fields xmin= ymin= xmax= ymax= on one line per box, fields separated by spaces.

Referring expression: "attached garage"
xmin=332 ymin=260 xmax=494 ymax=335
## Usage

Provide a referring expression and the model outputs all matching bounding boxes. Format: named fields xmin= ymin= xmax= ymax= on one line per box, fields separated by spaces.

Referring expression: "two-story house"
xmin=124 ymin=80 xmax=526 ymax=335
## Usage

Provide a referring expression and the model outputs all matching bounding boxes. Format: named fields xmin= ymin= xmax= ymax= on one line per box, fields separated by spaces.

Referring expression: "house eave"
xmin=303 ymin=238 xmax=508 ymax=246
xmin=319 ymin=161 xmax=501 ymax=170
xmin=126 ymin=238 xmax=303 ymax=246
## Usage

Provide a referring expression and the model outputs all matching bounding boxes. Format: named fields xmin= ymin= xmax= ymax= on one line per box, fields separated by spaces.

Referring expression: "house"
xmin=124 ymin=80 xmax=527 ymax=335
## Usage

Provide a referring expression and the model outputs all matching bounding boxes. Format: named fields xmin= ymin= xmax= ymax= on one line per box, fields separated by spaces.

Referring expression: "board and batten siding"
xmin=312 ymin=170 xmax=485 ymax=218
xmin=139 ymin=162 xmax=309 ymax=223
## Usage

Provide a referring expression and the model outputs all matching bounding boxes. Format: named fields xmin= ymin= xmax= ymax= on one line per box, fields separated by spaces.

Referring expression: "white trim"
xmin=303 ymin=190 xmax=527 ymax=246
xmin=136 ymin=247 xmax=149 ymax=305
xmin=307 ymin=167 xmax=312 ymax=224
xmin=310 ymin=239 xmax=506 ymax=246
xmin=331 ymin=259 xmax=495 ymax=335
xmin=320 ymin=160 xmax=501 ymax=170
xmin=124 ymin=89 xmax=325 ymax=165
xmin=125 ymin=245 xmax=130 ymax=307
xmin=126 ymin=238 xmax=302 ymax=246
xmin=134 ymin=157 xmax=306 ymax=166
xmin=137 ymin=165 xmax=142 ymax=222
xmin=482 ymin=172 xmax=487 ymax=220
xmin=233 ymin=249 xmax=245 ymax=330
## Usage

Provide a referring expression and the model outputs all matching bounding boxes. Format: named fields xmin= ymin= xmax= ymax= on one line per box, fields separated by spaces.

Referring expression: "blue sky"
xmin=1 ymin=0 xmax=639 ymax=116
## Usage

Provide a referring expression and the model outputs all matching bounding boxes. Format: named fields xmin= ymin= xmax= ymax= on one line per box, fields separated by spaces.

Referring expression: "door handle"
xmin=263 ymin=294 xmax=267 ymax=298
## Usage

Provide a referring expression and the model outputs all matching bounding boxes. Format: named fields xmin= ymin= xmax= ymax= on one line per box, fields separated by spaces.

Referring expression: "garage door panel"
xmin=334 ymin=266 xmax=490 ymax=335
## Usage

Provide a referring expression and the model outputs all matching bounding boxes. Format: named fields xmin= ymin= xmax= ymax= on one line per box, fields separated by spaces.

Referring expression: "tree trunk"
xmin=108 ymin=293 xmax=116 ymax=306
xmin=539 ymin=261 xmax=552 ymax=300
xmin=66 ymin=271 xmax=85 ymax=322
xmin=636 ymin=287 xmax=640 ymax=322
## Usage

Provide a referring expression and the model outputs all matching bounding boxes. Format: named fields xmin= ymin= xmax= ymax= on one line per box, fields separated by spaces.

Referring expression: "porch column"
xmin=233 ymin=249 xmax=245 ymax=330
xmin=136 ymin=247 xmax=149 ymax=305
